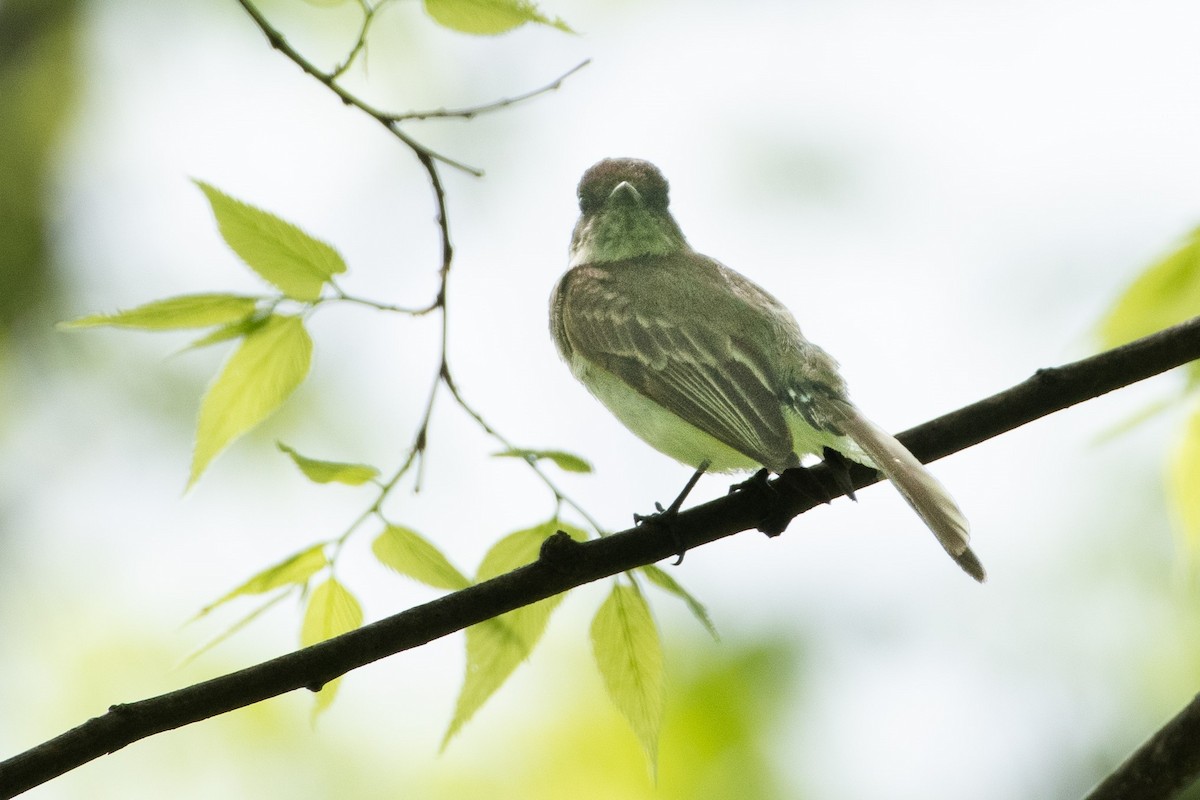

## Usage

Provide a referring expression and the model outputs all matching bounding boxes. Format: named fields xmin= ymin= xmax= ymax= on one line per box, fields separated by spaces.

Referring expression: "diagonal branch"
xmin=2 ymin=315 xmax=1199 ymax=798
xmin=1083 ymin=691 xmax=1200 ymax=800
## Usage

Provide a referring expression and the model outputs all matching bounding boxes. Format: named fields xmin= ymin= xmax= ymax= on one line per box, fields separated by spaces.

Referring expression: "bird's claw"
xmin=820 ymin=447 xmax=858 ymax=501
xmin=634 ymin=462 xmax=709 ymax=565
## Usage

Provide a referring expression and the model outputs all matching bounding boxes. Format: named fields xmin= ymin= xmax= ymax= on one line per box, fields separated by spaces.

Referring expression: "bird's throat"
xmin=569 ymin=206 xmax=688 ymax=266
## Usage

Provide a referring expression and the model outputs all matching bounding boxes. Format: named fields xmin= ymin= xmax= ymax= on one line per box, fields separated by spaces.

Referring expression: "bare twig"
xmin=329 ymin=0 xmax=387 ymax=79
xmin=441 ymin=364 xmax=607 ymax=534
xmin=4 ymin=315 xmax=1199 ymax=798
xmin=390 ymin=59 xmax=592 ymax=121
xmin=233 ymin=0 xmax=481 ymax=175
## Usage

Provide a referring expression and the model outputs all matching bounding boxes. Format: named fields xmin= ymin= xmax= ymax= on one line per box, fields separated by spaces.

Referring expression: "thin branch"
xmin=233 ymin=1 xmax=589 ymax=175
xmin=233 ymin=0 xmax=482 ymax=175
xmin=329 ymin=0 xmax=386 ymax=80
xmin=4 ymin=315 xmax=1200 ymax=798
xmin=325 ymin=286 xmax=438 ymax=316
xmin=441 ymin=364 xmax=607 ymax=534
xmin=1082 ymin=691 xmax=1200 ymax=800
xmin=390 ymin=59 xmax=592 ymax=121
xmin=232 ymin=0 xmax=605 ymax=561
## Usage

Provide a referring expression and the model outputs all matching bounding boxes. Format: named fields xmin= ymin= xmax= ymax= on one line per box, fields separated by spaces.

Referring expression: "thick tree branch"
xmin=2 ymin=315 xmax=1199 ymax=797
xmin=1083 ymin=692 xmax=1200 ymax=800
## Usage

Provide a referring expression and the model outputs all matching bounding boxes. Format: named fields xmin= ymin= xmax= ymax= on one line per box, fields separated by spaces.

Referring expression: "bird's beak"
xmin=608 ymin=180 xmax=642 ymax=207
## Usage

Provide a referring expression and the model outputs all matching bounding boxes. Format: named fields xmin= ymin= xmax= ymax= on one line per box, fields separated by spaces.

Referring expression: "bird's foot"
xmin=820 ymin=447 xmax=859 ymax=502
xmin=777 ymin=463 xmax=835 ymax=506
xmin=727 ymin=468 xmax=798 ymax=537
xmin=729 ymin=467 xmax=771 ymax=496
xmin=634 ymin=461 xmax=709 ymax=565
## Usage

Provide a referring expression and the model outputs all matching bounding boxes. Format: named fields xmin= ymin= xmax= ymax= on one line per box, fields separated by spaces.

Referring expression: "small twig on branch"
xmin=1082 ymin=692 xmax=1200 ymax=800
xmin=441 ymin=363 xmax=607 ymax=534
xmin=329 ymin=0 xmax=385 ymax=80
xmin=233 ymin=0 xmax=480 ymax=174
xmin=3 ymin=316 xmax=1199 ymax=798
xmin=233 ymin=0 xmax=589 ymax=175
xmin=390 ymin=59 xmax=592 ymax=121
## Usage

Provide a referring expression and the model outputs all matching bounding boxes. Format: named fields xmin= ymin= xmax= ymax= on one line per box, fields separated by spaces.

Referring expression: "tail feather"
xmin=825 ymin=400 xmax=985 ymax=583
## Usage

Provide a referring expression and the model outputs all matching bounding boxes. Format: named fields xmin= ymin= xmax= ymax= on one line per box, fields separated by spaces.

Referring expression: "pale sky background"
xmin=4 ymin=0 xmax=1200 ymax=797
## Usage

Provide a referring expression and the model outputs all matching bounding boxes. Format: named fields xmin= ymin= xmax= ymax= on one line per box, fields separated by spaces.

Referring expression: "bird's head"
xmin=568 ymin=158 xmax=689 ymax=266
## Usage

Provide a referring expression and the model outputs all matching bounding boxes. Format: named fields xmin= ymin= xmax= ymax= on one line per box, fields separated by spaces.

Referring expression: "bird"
xmin=549 ymin=157 xmax=984 ymax=582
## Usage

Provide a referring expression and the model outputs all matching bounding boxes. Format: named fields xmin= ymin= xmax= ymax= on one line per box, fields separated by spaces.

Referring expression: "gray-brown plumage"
xmin=550 ymin=158 xmax=984 ymax=581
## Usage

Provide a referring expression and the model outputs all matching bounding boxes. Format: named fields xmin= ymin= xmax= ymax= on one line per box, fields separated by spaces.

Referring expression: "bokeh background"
xmin=3 ymin=0 xmax=1200 ymax=797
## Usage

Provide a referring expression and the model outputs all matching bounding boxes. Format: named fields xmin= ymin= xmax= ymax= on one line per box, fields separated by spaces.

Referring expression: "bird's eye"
xmin=639 ymin=181 xmax=668 ymax=210
xmin=578 ymin=187 xmax=604 ymax=213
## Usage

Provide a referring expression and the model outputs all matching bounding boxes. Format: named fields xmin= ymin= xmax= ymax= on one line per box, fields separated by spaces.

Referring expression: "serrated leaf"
xmin=592 ymin=584 xmax=664 ymax=771
xmin=423 ymin=0 xmax=572 ymax=35
xmin=197 ymin=544 xmax=327 ymax=617
xmin=277 ymin=442 xmax=380 ymax=486
xmin=189 ymin=314 xmax=312 ymax=486
xmin=1170 ymin=405 xmax=1200 ymax=561
xmin=60 ymin=293 xmax=259 ymax=331
xmin=441 ymin=521 xmax=586 ymax=749
xmin=372 ymin=525 xmax=470 ymax=590
xmin=300 ymin=578 xmax=364 ymax=646
xmin=492 ymin=448 xmax=593 ymax=473
xmin=640 ymin=565 xmax=719 ymax=641
xmin=1099 ymin=227 xmax=1200 ymax=348
xmin=301 ymin=578 xmax=364 ymax=716
xmin=195 ymin=180 xmax=346 ymax=302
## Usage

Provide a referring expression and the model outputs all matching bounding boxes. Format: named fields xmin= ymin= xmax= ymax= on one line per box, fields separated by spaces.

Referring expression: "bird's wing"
xmin=555 ymin=260 xmax=795 ymax=470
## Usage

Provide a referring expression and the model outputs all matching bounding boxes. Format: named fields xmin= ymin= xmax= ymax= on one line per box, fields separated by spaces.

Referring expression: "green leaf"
xmin=372 ymin=525 xmax=470 ymax=590
xmin=423 ymin=0 xmax=572 ymax=35
xmin=197 ymin=544 xmax=327 ymax=617
xmin=60 ymin=293 xmax=259 ymax=331
xmin=195 ymin=180 xmax=347 ymax=302
xmin=181 ymin=314 xmax=271 ymax=351
xmin=640 ymin=565 xmax=719 ymax=641
xmin=300 ymin=578 xmax=364 ymax=646
xmin=591 ymin=583 xmax=665 ymax=771
xmin=441 ymin=520 xmax=586 ymax=749
xmin=189 ymin=314 xmax=312 ymax=486
xmin=277 ymin=442 xmax=380 ymax=486
xmin=1099 ymin=227 xmax=1200 ymax=348
xmin=492 ymin=448 xmax=593 ymax=473
xmin=301 ymin=578 xmax=364 ymax=716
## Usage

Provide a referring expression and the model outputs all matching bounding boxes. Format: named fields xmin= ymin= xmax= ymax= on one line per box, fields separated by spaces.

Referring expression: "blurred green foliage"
xmin=428 ymin=638 xmax=802 ymax=799
xmin=1099 ymin=227 xmax=1200 ymax=351
xmin=0 ymin=0 xmax=80 ymax=347
xmin=1099 ymin=228 xmax=1200 ymax=562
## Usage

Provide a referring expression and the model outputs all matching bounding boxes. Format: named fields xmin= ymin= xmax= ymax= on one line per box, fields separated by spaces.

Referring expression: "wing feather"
xmin=554 ymin=260 xmax=794 ymax=470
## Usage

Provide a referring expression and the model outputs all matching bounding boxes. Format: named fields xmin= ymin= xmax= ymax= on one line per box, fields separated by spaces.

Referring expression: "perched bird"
xmin=549 ymin=158 xmax=984 ymax=581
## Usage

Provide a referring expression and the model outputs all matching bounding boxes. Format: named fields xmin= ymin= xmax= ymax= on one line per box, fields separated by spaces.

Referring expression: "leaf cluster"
xmin=63 ymin=177 xmax=713 ymax=764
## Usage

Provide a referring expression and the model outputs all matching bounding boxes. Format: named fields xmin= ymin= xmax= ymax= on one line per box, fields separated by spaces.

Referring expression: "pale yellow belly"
xmin=572 ymin=360 xmax=864 ymax=473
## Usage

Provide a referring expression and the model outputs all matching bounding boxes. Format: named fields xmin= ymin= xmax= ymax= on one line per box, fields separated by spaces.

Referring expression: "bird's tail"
xmin=824 ymin=399 xmax=986 ymax=583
